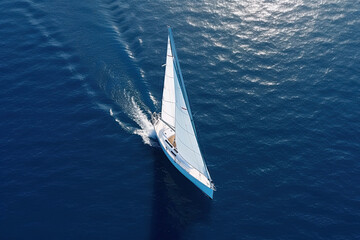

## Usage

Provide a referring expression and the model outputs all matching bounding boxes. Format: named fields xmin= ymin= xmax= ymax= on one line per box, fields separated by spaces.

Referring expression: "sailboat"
xmin=151 ymin=27 xmax=215 ymax=199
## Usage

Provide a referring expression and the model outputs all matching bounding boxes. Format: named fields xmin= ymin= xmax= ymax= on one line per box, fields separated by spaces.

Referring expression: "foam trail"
xmin=109 ymin=103 xmax=156 ymax=146
xmin=97 ymin=63 xmax=156 ymax=146
xmin=98 ymin=9 xmax=158 ymax=146
xmin=127 ymin=94 xmax=156 ymax=143
xmin=149 ymin=91 xmax=159 ymax=110
xmin=110 ymin=108 xmax=134 ymax=133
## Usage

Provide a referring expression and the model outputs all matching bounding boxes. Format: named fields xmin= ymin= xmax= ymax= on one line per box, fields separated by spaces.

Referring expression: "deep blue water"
xmin=1 ymin=0 xmax=360 ymax=239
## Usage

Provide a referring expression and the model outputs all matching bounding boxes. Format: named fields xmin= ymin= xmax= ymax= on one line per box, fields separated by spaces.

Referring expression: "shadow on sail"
xmin=149 ymin=148 xmax=211 ymax=240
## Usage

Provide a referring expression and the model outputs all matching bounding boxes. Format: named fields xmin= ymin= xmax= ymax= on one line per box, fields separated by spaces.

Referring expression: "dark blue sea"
xmin=1 ymin=0 xmax=360 ymax=239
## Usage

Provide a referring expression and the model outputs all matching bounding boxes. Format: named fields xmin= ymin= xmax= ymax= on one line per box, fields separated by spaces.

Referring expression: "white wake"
xmin=107 ymin=93 xmax=156 ymax=146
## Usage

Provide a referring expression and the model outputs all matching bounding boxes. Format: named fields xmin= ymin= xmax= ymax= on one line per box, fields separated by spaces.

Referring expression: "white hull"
xmin=152 ymin=114 xmax=214 ymax=199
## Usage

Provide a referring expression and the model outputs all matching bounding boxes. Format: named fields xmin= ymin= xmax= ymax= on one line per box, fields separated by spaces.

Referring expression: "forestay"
xmin=161 ymin=36 xmax=175 ymax=128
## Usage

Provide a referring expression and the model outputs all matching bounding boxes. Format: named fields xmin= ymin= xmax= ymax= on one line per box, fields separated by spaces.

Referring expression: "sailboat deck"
xmin=154 ymin=118 xmax=212 ymax=191
xmin=168 ymin=135 xmax=176 ymax=148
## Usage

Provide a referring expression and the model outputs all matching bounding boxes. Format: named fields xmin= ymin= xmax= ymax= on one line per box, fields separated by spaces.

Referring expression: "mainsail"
xmin=161 ymin=36 xmax=175 ymax=128
xmin=168 ymin=28 xmax=210 ymax=179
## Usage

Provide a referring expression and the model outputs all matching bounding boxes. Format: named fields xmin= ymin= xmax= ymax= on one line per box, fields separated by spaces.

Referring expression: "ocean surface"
xmin=1 ymin=0 xmax=360 ymax=239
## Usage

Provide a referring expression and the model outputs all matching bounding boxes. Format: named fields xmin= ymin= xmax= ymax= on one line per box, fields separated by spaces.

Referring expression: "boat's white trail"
xmin=149 ymin=91 xmax=159 ymax=110
xmin=128 ymin=94 xmax=156 ymax=140
xmin=109 ymin=108 xmax=134 ymax=133
xmin=108 ymin=94 xmax=156 ymax=146
xmin=93 ymin=7 xmax=158 ymax=147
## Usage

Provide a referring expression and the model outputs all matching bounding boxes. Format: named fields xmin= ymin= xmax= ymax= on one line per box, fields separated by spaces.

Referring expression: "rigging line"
xmin=162 ymin=99 xmax=175 ymax=103
xmin=160 ymin=118 xmax=175 ymax=131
